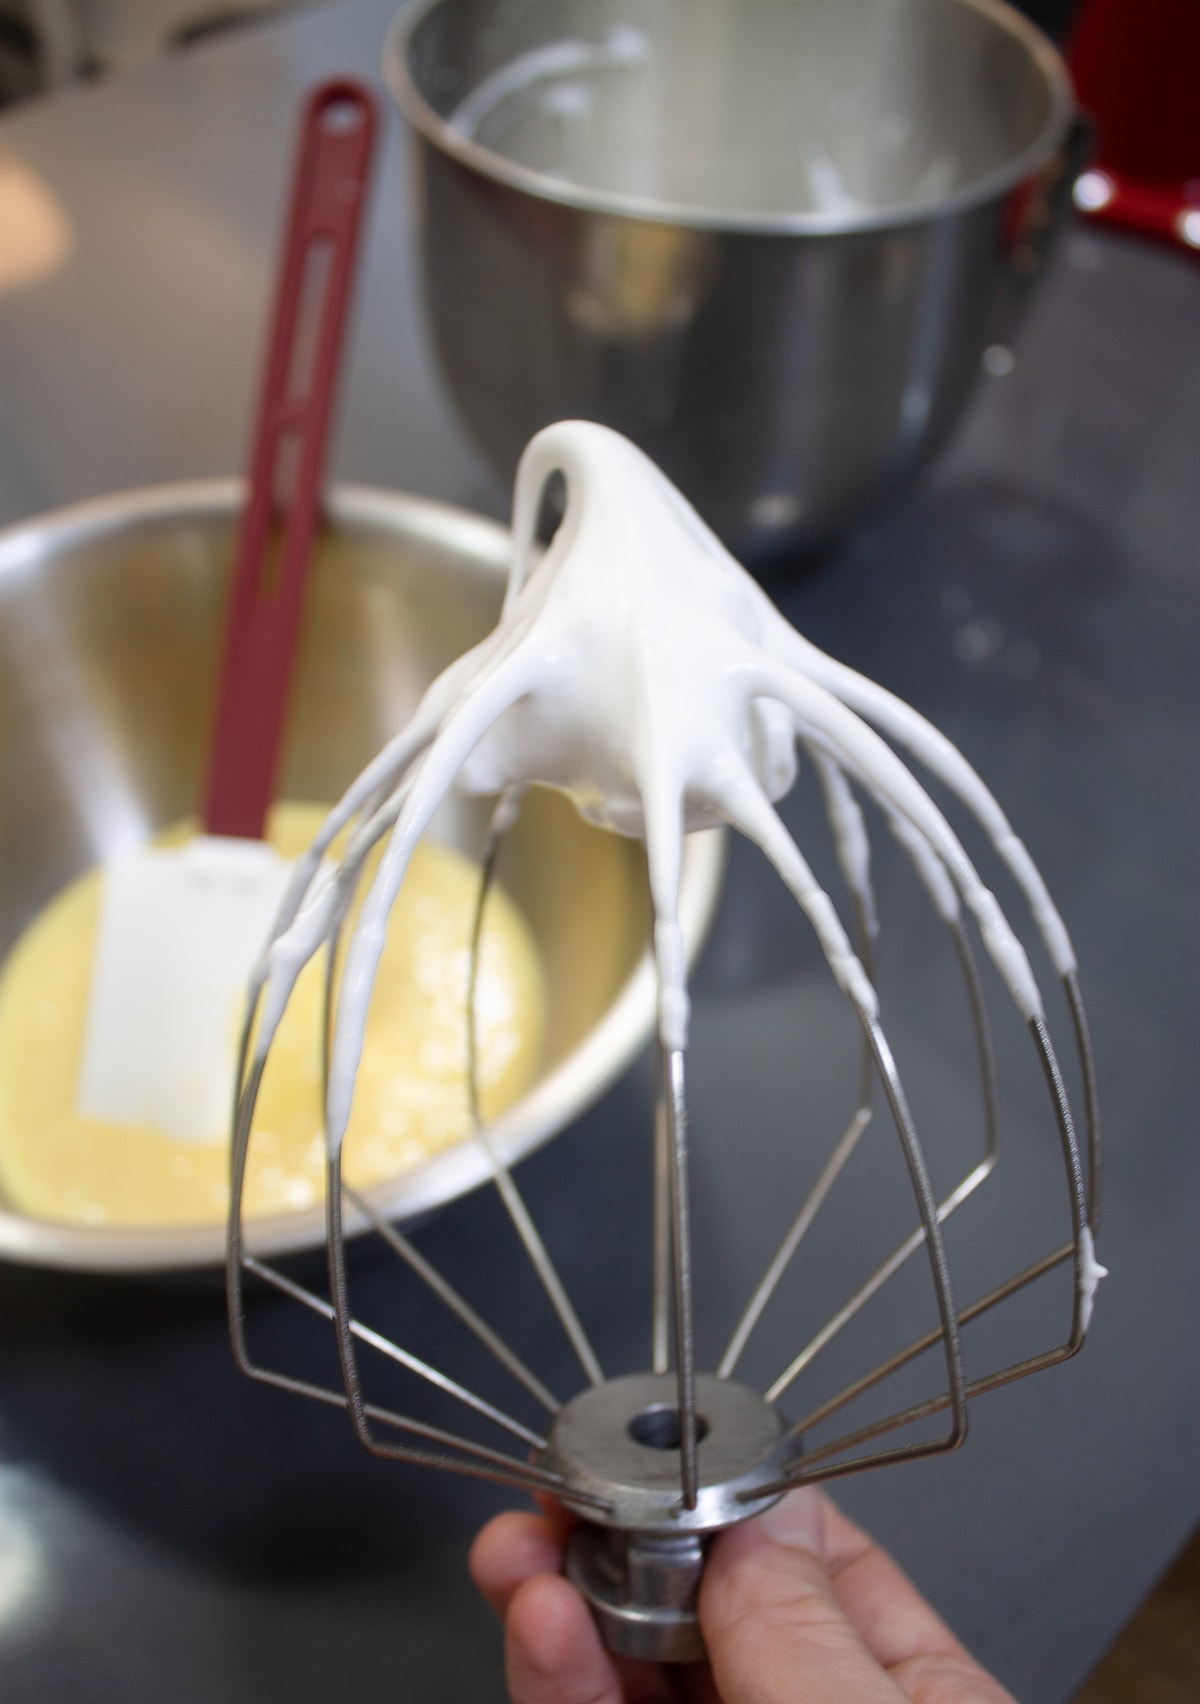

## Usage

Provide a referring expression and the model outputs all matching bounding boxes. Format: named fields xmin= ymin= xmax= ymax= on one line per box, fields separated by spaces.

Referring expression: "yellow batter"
xmin=0 ymin=804 xmax=545 ymax=1227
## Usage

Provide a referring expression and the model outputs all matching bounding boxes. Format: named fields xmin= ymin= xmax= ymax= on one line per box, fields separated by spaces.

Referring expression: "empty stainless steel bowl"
xmin=0 ymin=483 xmax=723 ymax=1270
xmin=385 ymin=0 xmax=1073 ymax=557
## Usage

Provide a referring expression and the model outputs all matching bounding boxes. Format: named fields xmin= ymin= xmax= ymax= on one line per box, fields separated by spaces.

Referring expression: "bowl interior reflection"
xmin=402 ymin=0 xmax=1068 ymax=226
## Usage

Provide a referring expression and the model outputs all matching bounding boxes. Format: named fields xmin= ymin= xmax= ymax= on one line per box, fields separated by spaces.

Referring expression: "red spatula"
xmin=206 ymin=77 xmax=377 ymax=837
xmin=77 ymin=80 xmax=378 ymax=1144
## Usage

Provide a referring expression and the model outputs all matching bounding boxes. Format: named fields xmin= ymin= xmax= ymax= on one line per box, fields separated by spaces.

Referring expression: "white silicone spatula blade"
xmin=77 ymin=839 xmax=293 ymax=1141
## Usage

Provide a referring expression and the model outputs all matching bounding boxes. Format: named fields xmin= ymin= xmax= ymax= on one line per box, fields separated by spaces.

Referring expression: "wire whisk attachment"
xmin=228 ymin=422 xmax=1102 ymax=1661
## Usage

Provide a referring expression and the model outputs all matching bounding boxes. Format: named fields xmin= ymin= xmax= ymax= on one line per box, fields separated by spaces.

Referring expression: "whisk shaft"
xmin=663 ymin=1046 xmax=699 ymax=1508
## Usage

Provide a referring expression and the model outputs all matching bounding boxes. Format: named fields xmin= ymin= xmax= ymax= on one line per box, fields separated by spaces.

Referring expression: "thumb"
xmin=700 ymin=1489 xmax=905 ymax=1704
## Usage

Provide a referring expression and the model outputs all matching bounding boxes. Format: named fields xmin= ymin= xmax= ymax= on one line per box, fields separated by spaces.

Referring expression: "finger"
xmin=470 ymin=1511 xmax=565 ymax=1620
xmin=820 ymin=1499 xmax=1018 ymax=1703
xmin=532 ymin=1491 xmax=583 ymax=1548
xmin=705 ymin=1490 xmax=1016 ymax=1704
xmin=505 ymin=1571 xmax=628 ymax=1704
xmin=701 ymin=1488 xmax=907 ymax=1704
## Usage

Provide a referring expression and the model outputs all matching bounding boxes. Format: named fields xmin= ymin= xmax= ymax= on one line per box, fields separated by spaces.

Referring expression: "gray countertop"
xmin=2 ymin=5 xmax=1199 ymax=1701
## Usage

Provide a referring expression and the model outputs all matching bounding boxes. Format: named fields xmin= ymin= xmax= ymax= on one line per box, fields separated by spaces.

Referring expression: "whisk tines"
xmin=227 ymin=761 xmax=1099 ymax=1659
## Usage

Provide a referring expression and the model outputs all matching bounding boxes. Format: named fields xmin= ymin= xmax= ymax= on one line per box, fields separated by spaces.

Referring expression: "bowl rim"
xmin=0 ymin=479 xmax=727 ymax=1272
xmin=383 ymin=0 xmax=1075 ymax=237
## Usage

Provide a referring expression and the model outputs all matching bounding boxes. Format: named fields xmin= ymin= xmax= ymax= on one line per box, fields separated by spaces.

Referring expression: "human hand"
xmin=470 ymin=1486 xmax=1019 ymax=1703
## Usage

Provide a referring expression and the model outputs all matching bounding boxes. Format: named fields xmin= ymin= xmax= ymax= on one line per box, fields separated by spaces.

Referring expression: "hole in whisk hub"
xmin=628 ymin=1404 xmax=710 ymax=1451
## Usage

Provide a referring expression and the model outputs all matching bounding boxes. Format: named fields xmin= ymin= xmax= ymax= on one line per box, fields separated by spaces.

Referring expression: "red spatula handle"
xmin=202 ymin=79 xmax=377 ymax=840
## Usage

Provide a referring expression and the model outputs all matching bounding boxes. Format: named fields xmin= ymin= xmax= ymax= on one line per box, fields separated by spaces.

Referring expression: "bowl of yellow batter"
xmin=0 ymin=482 xmax=724 ymax=1271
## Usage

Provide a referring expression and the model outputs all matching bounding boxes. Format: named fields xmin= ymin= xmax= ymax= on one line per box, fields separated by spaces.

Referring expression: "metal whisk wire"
xmin=227 ymin=795 xmax=610 ymax=1509
xmin=227 ymin=765 xmax=1099 ymax=1509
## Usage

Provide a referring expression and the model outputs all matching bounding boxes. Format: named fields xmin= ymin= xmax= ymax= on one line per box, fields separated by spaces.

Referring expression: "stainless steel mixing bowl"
xmin=0 ymin=482 xmax=724 ymax=1271
xmin=385 ymin=0 xmax=1074 ymax=557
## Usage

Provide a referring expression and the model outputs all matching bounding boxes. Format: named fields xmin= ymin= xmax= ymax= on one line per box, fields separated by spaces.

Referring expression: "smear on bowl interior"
xmin=0 ymin=803 xmax=544 ymax=1226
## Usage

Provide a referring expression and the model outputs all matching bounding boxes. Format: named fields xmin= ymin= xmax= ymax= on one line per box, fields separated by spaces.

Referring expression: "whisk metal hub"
xmin=543 ymin=1372 xmax=789 ymax=1662
xmin=565 ymin=1526 xmax=709 ymax=1663
xmin=541 ymin=1372 xmax=789 ymax=1529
